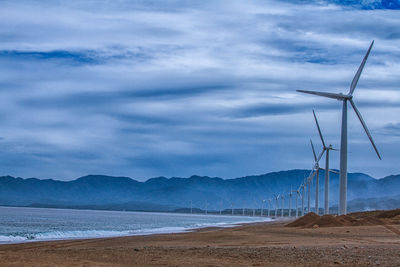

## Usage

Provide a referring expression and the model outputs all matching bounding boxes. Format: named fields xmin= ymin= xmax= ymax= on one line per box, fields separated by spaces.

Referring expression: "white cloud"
xmin=0 ymin=0 xmax=398 ymax=179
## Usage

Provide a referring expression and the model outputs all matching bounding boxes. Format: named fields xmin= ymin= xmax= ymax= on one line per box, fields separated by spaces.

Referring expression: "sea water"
xmin=0 ymin=206 xmax=272 ymax=243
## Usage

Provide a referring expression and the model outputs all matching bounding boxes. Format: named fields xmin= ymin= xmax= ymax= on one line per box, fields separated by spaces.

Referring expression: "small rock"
xmin=134 ymin=248 xmax=140 ymax=252
xmin=312 ymin=224 xmax=319 ymax=228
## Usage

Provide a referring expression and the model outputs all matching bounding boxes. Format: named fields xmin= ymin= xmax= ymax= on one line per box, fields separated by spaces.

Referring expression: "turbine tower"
xmin=307 ymin=179 xmax=311 ymax=213
xmin=274 ymin=194 xmax=280 ymax=217
xmin=297 ymin=41 xmax=381 ymax=215
xmin=261 ymin=199 xmax=265 ymax=217
xmin=267 ymin=199 xmax=272 ymax=217
xmin=288 ymin=188 xmax=293 ymax=217
xmin=313 ymin=110 xmax=337 ymax=215
xmin=291 ymin=187 xmax=300 ymax=218
xmin=300 ymin=183 xmax=305 ymax=216
xmin=281 ymin=194 xmax=285 ymax=217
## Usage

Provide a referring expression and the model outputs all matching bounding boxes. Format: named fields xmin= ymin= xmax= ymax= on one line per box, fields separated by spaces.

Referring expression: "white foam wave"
xmin=0 ymin=227 xmax=192 ymax=244
xmin=0 ymin=218 xmax=273 ymax=244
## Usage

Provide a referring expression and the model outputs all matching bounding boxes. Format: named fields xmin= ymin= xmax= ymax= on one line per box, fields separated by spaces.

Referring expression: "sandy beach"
xmin=0 ymin=218 xmax=399 ymax=267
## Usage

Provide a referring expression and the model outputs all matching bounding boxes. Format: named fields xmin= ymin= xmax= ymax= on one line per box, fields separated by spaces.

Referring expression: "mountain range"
xmin=0 ymin=169 xmax=399 ymax=213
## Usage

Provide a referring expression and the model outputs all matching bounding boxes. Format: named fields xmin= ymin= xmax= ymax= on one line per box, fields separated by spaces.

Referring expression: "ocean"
xmin=0 ymin=206 xmax=271 ymax=243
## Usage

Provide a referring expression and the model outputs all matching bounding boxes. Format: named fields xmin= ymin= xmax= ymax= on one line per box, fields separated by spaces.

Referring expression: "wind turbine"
xmin=281 ymin=194 xmax=285 ymax=217
xmin=261 ymin=199 xmax=265 ymax=217
xmin=267 ymin=199 xmax=272 ymax=217
xmin=313 ymin=110 xmax=337 ymax=215
xmin=288 ymin=188 xmax=293 ymax=217
xmin=307 ymin=176 xmax=312 ymax=213
xmin=300 ymin=184 xmax=304 ymax=216
xmin=310 ymin=139 xmax=324 ymax=215
xmin=297 ymin=41 xmax=381 ymax=215
xmin=274 ymin=194 xmax=280 ymax=217
xmin=291 ymin=187 xmax=300 ymax=218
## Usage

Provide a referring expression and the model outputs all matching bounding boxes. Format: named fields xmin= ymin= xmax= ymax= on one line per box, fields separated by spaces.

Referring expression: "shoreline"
xmin=0 ymin=215 xmax=277 ymax=245
xmin=1 ymin=220 xmax=399 ymax=266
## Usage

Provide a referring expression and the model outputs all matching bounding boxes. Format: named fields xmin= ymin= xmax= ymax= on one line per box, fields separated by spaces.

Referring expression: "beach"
xmin=0 ymin=219 xmax=399 ymax=266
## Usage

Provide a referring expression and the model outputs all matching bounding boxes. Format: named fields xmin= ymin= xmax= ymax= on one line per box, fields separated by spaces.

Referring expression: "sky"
xmin=0 ymin=0 xmax=399 ymax=181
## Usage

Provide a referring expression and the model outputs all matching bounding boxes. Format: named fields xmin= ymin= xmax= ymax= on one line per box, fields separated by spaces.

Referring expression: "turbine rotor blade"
xmin=317 ymin=149 xmax=325 ymax=163
xmin=310 ymin=139 xmax=317 ymax=162
xmin=349 ymin=99 xmax=381 ymax=160
xmin=313 ymin=109 xmax=326 ymax=148
xmin=349 ymin=40 xmax=374 ymax=95
xmin=307 ymin=169 xmax=317 ymax=182
xmin=297 ymin=90 xmax=346 ymax=100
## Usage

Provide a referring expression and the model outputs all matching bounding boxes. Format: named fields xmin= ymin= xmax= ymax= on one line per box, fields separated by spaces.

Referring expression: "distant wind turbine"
xmin=261 ymin=199 xmax=265 ymax=217
xmin=300 ymin=183 xmax=305 ymax=216
xmin=281 ymin=194 xmax=285 ymax=217
xmin=307 ymin=177 xmax=311 ymax=213
xmin=267 ymin=199 xmax=272 ymax=217
xmin=310 ymin=139 xmax=324 ymax=215
xmin=274 ymin=194 xmax=280 ymax=217
xmin=313 ymin=110 xmax=338 ymax=215
xmin=291 ymin=187 xmax=300 ymax=218
xmin=298 ymin=41 xmax=381 ymax=215
xmin=288 ymin=188 xmax=293 ymax=217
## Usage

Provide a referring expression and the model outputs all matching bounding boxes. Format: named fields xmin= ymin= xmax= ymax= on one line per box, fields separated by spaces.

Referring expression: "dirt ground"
xmin=0 ymin=219 xmax=399 ymax=266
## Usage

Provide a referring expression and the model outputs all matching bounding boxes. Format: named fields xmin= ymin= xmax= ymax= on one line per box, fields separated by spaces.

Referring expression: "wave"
xmin=0 ymin=217 xmax=273 ymax=244
xmin=0 ymin=227 xmax=188 ymax=244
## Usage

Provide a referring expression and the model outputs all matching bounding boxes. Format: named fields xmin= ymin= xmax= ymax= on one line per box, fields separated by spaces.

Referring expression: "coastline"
xmin=0 ymin=210 xmax=275 ymax=245
xmin=1 ymin=220 xmax=399 ymax=266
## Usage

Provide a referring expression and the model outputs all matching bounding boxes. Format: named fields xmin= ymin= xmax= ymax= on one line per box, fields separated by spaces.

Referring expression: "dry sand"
xmin=1 ymin=215 xmax=400 ymax=266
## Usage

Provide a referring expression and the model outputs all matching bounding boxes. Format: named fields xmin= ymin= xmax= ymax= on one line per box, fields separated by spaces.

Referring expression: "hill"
xmin=0 ymin=170 xmax=399 ymax=212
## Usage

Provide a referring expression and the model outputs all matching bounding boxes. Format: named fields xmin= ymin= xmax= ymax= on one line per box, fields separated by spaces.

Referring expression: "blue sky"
xmin=0 ymin=0 xmax=399 ymax=180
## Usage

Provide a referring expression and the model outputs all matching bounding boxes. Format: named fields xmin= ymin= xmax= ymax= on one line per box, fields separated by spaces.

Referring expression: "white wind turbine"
xmin=303 ymin=141 xmax=323 ymax=214
xmin=261 ymin=199 xmax=265 ymax=217
xmin=300 ymin=183 xmax=305 ymax=216
xmin=310 ymin=139 xmax=324 ymax=215
xmin=267 ymin=199 xmax=272 ymax=217
xmin=288 ymin=188 xmax=293 ymax=217
xmin=274 ymin=194 xmax=280 ymax=217
xmin=306 ymin=178 xmax=311 ymax=213
xmin=291 ymin=186 xmax=301 ymax=218
xmin=298 ymin=41 xmax=381 ymax=215
xmin=280 ymin=194 xmax=285 ymax=217
xmin=313 ymin=110 xmax=338 ymax=215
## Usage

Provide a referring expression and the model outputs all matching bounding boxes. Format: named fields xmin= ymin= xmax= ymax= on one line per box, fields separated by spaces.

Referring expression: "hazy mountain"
xmin=0 ymin=170 xmax=399 ymax=212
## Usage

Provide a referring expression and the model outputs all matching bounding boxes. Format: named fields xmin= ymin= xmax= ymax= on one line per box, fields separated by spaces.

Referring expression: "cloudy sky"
xmin=0 ymin=0 xmax=399 ymax=181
